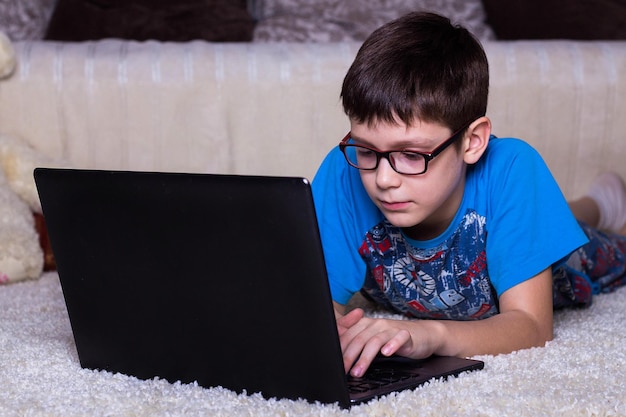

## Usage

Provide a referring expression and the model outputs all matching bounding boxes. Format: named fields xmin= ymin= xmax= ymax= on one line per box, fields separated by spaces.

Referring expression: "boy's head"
xmin=341 ymin=12 xmax=489 ymax=132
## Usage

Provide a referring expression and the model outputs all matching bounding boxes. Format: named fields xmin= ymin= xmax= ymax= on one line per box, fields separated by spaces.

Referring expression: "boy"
xmin=312 ymin=11 xmax=626 ymax=378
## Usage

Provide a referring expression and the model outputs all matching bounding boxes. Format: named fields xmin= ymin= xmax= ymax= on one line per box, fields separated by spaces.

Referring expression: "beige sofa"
xmin=0 ymin=37 xmax=625 ymax=284
xmin=1 ymin=35 xmax=626 ymax=416
xmin=1 ymin=39 xmax=625 ymax=200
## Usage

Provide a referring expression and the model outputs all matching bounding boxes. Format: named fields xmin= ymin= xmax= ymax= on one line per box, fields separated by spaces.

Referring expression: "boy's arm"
xmin=336 ymin=268 xmax=554 ymax=377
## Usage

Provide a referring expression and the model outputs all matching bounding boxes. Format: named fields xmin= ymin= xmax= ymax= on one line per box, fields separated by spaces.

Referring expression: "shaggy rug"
xmin=1 ymin=272 xmax=625 ymax=416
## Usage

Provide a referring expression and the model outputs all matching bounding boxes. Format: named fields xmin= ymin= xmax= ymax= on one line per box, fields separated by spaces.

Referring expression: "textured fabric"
xmin=0 ymin=32 xmax=15 ymax=78
xmin=0 ymin=143 xmax=43 ymax=283
xmin=359 ymin=217 xmax=499 ymax=321
xmin=311 ymin=138 xmax=588 ymax=308
xmin=0 ymin=40 xmax=625 ymax=200
xmin=1 ymin=273 xmax=626 ymax=415
xmin=252 ymin=0 xmax=495 ymax=42
xmin=0 ymin=0 xmax=57 ymax=41
xmin=585 ymin=172 xmax=626 ymax=232
xmin=484 ymin=41 xmax=626 ymax=201
xmin=0 ymin=40 xmax=355 ymax=178
xmin=554 ymin=221 xmax=626 ymax=309
xmin=0 ymin=133 xmax=62 ymax=284
xmin=45 ymin=0 xmax=255 ymax=42
xmin=482 ymin=0 xmax=626 ymax=40
xmin=0 ymin=175 xmax=42 ymax=284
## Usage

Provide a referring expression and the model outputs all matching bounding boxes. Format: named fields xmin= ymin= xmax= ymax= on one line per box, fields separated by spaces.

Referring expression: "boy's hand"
xmin=333 ymin=268 xmax=554 ymax=377
xmin=336 ymin=308 xmax=437 ymax=377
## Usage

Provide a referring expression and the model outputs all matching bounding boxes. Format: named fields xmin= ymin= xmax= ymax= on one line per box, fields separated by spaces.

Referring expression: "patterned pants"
xmin=553 ymin=221 xmax=626 ymax=309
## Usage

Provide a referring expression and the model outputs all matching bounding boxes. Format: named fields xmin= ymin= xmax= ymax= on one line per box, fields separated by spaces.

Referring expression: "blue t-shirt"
xmin=312 ymin=137 xmax=589 ymax=320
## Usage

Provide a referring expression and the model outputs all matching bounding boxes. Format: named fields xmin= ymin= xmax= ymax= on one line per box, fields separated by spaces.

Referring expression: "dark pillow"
xmin=481 ymin=0 xmax=626 ymax=40
xmin=252 ymin=0 xmax=496 ymax=43
xmin=45 ymin=0 xmax=255 ymax=42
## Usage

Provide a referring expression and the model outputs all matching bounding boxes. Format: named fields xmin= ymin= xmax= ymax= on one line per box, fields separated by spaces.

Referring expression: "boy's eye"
xmin=356 ymin=148 xmax=376 ymax=158
xmin=398 ymin=151 xmax=423 ymax=162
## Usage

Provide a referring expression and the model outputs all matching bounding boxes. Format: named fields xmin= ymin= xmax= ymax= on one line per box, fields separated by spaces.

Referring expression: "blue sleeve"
xmin=311 ymin=147 xmax=383 ymax=305
xmin=480 ymin=139 xmax=589 ymax=296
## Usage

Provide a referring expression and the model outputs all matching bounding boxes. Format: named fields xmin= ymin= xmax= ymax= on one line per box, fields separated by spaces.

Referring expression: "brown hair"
xmin=341 ymin=12 xmax=489 ymax=131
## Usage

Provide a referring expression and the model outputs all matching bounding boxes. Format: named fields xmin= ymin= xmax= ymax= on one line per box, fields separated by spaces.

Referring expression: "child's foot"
xmin=586 ymin=172 xmax=626 ymax=233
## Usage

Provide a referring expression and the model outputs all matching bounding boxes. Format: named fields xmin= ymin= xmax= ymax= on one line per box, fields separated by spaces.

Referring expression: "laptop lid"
xmin=35 ymin=168 xmax=353 ymax=406
xmin=34 ymin=168 xmax=483 ymax=408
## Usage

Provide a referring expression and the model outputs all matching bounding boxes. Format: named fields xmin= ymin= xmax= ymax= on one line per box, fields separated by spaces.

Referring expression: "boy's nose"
xmin=375 ymin=157 xmax=402 ymax=189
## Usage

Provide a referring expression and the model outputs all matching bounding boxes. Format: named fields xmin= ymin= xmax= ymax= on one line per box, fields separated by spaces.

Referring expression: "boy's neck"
xmin=402 ymin=222 xmax=449 ymax=241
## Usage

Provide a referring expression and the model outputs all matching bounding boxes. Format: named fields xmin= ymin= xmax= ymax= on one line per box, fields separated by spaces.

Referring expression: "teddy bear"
xmin=0 ymin=139 xmax=44 ymax=284
xmin=0 ymin=31 xmax=63 ymax=284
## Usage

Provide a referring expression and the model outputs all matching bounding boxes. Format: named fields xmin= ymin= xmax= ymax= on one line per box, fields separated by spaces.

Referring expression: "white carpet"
xmin=1 ymin=272 xmax=625 ymax=416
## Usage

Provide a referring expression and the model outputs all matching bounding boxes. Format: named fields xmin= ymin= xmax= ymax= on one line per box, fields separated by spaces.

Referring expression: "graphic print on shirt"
xmin=359 ymin=209 xmax=498 ymax=320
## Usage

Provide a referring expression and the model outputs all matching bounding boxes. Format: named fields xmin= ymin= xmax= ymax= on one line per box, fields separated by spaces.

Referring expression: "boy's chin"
xmin=382 ymin=212 xmax=422 ymax=229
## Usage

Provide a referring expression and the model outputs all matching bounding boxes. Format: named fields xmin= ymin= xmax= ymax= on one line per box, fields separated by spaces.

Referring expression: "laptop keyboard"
xmin=347 ymin=367 xmax=421 ymax=393
xmin=346 ymin=356 xmax=426 ymax=394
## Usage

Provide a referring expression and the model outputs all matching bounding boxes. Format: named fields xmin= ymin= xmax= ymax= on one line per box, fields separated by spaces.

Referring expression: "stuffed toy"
xmin=0 ymin=133 xmax=65 ymax=284
xmin=0 ymin=141 xmax=44 ymax=284
xmin=0 ymin=32 xmax=62 ymax=284
xmin=0 ymin=31 xmax=15 ymax=79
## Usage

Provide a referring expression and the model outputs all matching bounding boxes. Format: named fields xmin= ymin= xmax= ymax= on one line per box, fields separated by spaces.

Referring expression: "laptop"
xmin=34 ymin=167 xmax=484 ymax=408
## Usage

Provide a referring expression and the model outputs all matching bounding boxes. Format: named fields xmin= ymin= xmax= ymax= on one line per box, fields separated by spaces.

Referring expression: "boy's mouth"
xmin=380 ymin=200 xmax=411 ymax=211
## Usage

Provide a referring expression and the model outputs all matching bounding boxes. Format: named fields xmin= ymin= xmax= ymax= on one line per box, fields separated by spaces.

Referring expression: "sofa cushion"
xmin=251 ymin=0 xmax=495 ymax=42
xmin=482 ymin=0 xmax=626 ymax=40
xmin=45 ymin=0 xmax=255 ymax=42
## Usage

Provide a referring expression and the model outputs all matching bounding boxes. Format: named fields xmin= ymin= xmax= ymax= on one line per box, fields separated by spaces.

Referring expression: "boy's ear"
xmin=463 ymin=116 xmax=491 ymax=165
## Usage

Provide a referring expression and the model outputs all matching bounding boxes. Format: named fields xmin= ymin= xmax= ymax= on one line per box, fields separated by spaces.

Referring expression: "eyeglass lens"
xmin=343 ymin=145 xmax=427 ymax=174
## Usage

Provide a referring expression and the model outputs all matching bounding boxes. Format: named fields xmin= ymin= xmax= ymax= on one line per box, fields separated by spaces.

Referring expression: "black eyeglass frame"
xmin=339 ymin=123 xmax=471 ymax=176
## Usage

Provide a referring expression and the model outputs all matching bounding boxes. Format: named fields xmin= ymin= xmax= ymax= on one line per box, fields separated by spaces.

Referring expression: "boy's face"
xmin=350 ymin=118 xmax=468 ymax=241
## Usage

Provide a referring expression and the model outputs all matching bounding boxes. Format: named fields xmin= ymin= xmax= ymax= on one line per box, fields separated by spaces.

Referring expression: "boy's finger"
xmin=336 ymin=308 xmax=364 ymax=334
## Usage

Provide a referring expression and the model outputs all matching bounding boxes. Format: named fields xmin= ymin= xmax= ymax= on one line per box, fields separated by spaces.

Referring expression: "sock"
xmin=585 ymin=172 xmax=626 ymax=232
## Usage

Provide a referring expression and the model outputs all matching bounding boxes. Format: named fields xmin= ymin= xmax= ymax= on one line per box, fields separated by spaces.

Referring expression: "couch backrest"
xmin=1 ymin=39 xmax=625 ymax=199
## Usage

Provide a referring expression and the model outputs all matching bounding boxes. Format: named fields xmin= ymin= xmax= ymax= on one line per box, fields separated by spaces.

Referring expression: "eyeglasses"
xmin=339 ymin=124 xmax=469 ymax=175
